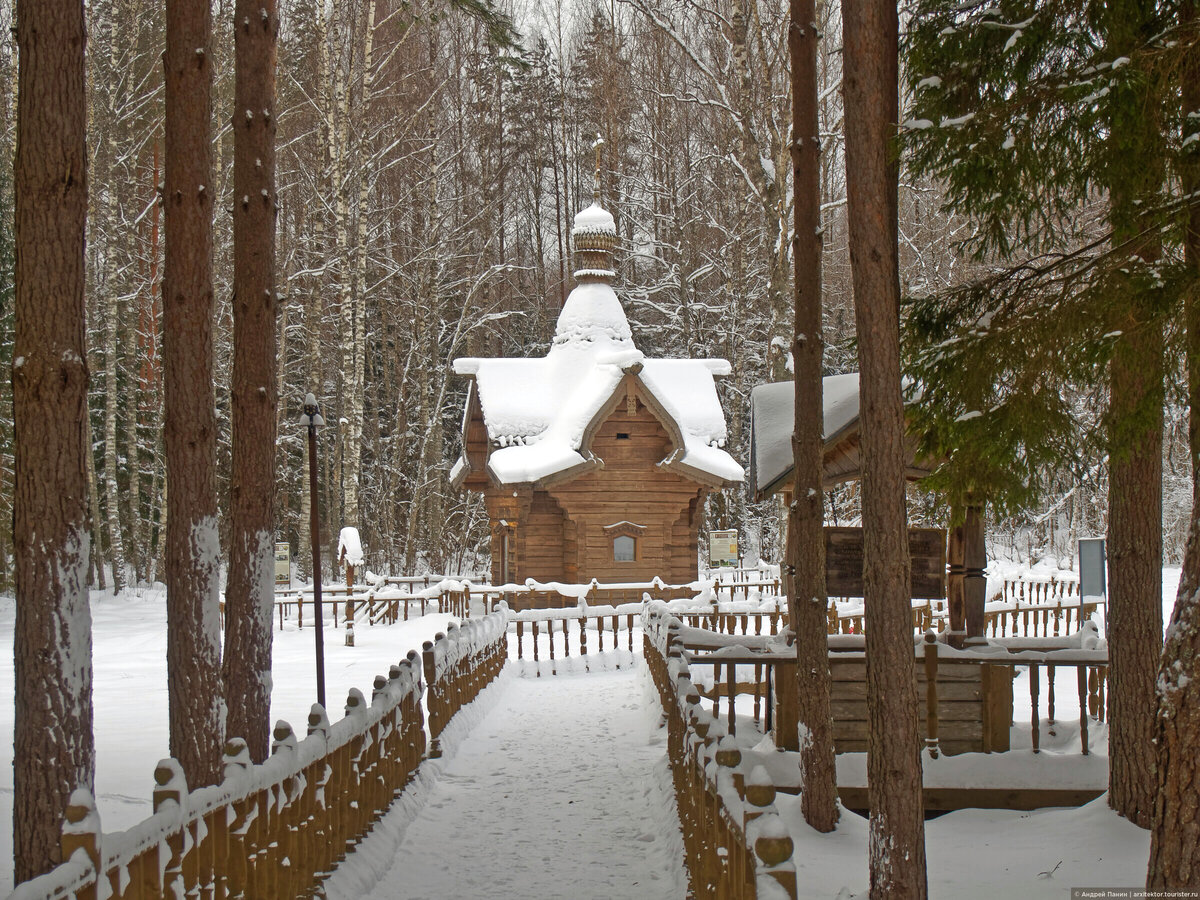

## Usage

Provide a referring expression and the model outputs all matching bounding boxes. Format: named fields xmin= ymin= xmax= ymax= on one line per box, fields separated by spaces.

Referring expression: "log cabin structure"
xmin=451 ymin=196 xmax=743 ymax=596
xmin=748 ymin=380 xmax=990 ymax=643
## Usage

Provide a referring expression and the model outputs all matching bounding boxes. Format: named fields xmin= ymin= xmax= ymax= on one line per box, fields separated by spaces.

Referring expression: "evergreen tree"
xmin=12 ymin=0 xmax=95 ymax=879
xmin=903 ymin=0 xmax=1197 ymax=825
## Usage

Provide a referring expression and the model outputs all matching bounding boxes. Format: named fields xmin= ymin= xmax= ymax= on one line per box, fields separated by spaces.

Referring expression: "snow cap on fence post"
xmin=271 ymin=720 xmax=298 ymax=757
xmin=373 ymin=674 xmax=388 ymax=705
xmin=345 ymin=687 xmax=367 ymax=718
xmin=221 ymin=740 xmax=251 ymax=788
xmin=745 ymin=765 xmax=776 ymax=809
xmin=750 ymin=809 xmax=797 ymax=899
xmin=61 ymin=787 xmax=101 ymax=878
xmin=152 ymin=759 xmax=188 ymax=814
xmin=307 ymin=703 xmax=331 ymax=739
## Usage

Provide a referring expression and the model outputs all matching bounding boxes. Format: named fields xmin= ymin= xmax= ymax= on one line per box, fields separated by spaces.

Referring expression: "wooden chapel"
xmin=450 ymin=190 xmax=743 ymax=595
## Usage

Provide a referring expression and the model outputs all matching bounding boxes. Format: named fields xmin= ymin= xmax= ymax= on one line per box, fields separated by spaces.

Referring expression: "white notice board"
xmin=709 ymin=530 xmax=739 ymax=567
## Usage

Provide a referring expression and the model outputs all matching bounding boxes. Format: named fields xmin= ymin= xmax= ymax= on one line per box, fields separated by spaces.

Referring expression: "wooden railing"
xmin=650 ymin=600 xmax=1109 ymax=758
xmin=644 ymin=607 xmax=798 ymax=900
xmin=422 ymin=610 xmax=509 ymax=757
xmin=7 ymin=609 xmax=509 ymax=900
xmin=221 ymin=582 xmax=471 ymax=632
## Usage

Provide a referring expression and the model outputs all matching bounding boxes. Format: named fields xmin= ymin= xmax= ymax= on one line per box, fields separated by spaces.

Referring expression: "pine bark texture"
xmin=12 ymin=0 xmax=96 ymax=880
xmin=1147 ymin=1 xmax=1200 ymax=881
xmin=1102 ymin=0 xmax=1167 ymax=829
xmin=1106 ymin=315 xmax=1164 ymax=828
xmin=787 ymin=0 xmax=838 ymax=834
xmin=223 ymin=0 xmax=279 ymax=764
xmin=841 ymin=0 xmax=928 ymax=894
xmin=163 ymin=0 xmax=225 ymax=789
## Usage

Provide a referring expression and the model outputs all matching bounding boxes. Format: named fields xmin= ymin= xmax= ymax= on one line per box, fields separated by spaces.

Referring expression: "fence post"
xmin=773 ymin=659 xmax=799 ymax=751
xmin=423 ymin=639 xmax=442 ymax=758
xmin=61 ymin=788 xmax=102 ymax=900
xmin=923 ymin=632 xmax=940 ymax=759
xmin=153 ymin=758 xmax=189 ymax=898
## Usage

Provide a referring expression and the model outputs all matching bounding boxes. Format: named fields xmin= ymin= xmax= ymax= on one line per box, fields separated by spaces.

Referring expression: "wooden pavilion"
xmin=748 ymin=380 xmax=989 ymax=642
xmin=451 ymin=197 xmax=743 ymax=595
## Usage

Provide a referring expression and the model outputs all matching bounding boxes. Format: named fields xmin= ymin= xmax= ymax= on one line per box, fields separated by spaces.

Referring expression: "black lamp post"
xmin=302 ymin=392 xmax=327 ymax=709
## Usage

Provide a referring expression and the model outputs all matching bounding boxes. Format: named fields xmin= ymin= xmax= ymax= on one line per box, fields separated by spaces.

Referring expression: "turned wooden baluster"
xmin=923 ymin=633 xmax=941 ymax=758
xmin=713 ymin=662 xmax=723 ymax=717
xmin=1030 ymin=663 xmax=1041 ymax=753
xmin=1077 ymin=666 xmax=1089 ymax=755
xmin=726 ymin=662 xmax=737 ymax=736
xmin=1047 ymin=663 xmax=1056 ymax=733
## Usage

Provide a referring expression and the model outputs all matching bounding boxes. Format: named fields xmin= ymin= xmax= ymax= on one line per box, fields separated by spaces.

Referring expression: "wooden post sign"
xmin=824 ymin=526 xmax=946 ymax=599
xmin=275 ymin=542 xmax=291 ymax=587
xmin=709 ymin=530 xmax=739 ymax=568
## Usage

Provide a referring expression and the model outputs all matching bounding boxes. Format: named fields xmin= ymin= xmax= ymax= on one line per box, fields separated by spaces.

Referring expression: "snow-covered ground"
xmin=0 ymin=586 xmax=457 ymax=893
xmin=0 ymin=565 xmax=1183 ymax=895
xmin=323 ymin=666 xmax=687 ymax=899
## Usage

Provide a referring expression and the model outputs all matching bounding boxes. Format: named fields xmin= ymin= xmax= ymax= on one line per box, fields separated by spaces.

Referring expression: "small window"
xmin=616 ymin=432 xmax=631 ymax=440
xmin=614 ymin=535 xmax=636 ymax=562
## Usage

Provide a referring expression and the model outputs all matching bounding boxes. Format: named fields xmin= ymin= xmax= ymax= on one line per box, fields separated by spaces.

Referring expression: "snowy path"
xmin=323 ymin=664 xmax=687 ymax=900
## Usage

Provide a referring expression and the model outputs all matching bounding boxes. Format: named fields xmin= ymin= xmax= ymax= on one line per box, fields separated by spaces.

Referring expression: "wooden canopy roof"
xmin=748 ymin=377 xmax=933 ymax=502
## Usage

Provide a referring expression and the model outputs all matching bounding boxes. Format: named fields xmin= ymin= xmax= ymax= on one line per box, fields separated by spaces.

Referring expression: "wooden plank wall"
xmin=829 ymin=657 xmax=1012 ymax=754
xmin=548 ymin=398 xmax=703 ymax=584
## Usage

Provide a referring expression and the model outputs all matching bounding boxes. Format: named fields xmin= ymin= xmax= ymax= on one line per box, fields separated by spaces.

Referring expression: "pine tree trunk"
xmin=787 ymin=0 xmax=838 ymax=834
xmin=163 ymin=0 xmax=225 ymax=789
xmin=1107 ymin=316 xmax=1163 ymax=828
xmin=841 ymin=0 xmax=927 ymax=893
xmin=223 ymin=0 xmax=279 ymax=764
xmin=12 ymin=0 xmax=96 ymax=879
xmin=1147 ymin=1 xmax=1200 ymax=880
xmin=1100 ymin=0 xmax=1167 ymax=830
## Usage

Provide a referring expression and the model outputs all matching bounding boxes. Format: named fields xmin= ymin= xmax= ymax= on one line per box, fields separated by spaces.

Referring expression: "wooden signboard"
xmin=709 ymin=530 xmax=739 ymax=567
xmin=275 ymin=542 xmax=291 ymax=587
xmin=825 ymin=526 xmax=946 ymax=599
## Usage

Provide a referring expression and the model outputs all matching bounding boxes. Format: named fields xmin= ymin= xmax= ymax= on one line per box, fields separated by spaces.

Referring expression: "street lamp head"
xmin=302 ymin=393 xmax=324 ymax=427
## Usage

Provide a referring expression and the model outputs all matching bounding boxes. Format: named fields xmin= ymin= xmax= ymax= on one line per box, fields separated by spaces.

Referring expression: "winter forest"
xmin=3 ymin=0 xmax=1191 ymax=590
xmin=6 ymin=0 xmax=1200 ymax=895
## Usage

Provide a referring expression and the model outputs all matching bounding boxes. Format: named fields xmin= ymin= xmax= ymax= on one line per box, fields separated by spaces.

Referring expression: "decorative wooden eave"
xmin=602 ymin=520 xmax=648 ymax=538
xmin=575 ymin=369 xmax=737 ymax=491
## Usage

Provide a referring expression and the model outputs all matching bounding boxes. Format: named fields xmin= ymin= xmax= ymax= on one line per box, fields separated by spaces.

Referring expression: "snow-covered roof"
xmin=749 ymin=374 xmax=931 ymax=498
xmin=749 ymin=375 xmax=862 ymax=498
xmin=452 ymin=202 xmax=742 ymax=488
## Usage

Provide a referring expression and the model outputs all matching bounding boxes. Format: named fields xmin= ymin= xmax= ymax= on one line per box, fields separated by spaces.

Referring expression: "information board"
xmin=275 ymin=542 xmax=291 ymax=587
xmin=709 ymin=530 xmax=739 ymax=567
xmin=1079 ymin=538 xmax=1107 ymax=598
xmin=824 ymin=526 xmax=946 ymax=599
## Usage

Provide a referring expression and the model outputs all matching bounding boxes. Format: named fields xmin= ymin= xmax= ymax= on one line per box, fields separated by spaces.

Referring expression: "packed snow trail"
xmin=323 ymin=664 xmax=687 ymax=900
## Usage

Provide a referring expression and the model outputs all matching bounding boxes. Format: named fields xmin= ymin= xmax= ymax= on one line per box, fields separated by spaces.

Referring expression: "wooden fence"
xmin=649 ymin=600 xmax=1109 ymax=759
xmin=222 ymin=584 xmax=466 ymax=632
xmin=7 ymin=609 xmax=509 ymax=900
xmin=644 ymin=608 xmax=798 ymax=900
